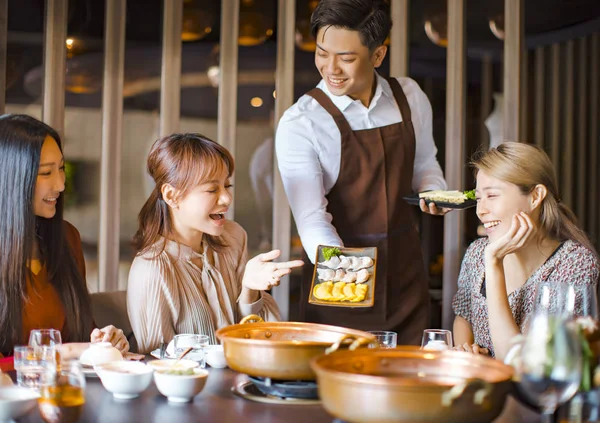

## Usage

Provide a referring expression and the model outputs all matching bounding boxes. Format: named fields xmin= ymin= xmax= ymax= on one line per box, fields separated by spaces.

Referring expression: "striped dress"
xmin=127 ymin=221 xmax=281 ymax=354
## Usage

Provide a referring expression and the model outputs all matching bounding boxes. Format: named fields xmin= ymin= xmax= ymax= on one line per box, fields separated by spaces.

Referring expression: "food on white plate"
xmin=418 ymin=189 xmax=476 ymax=204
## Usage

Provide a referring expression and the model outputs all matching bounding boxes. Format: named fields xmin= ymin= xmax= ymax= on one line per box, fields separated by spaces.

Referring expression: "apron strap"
xmin=385 ymin=77 xmax=412 ymax=123
xmin=306 ymin=88 xmax=353 ymax=136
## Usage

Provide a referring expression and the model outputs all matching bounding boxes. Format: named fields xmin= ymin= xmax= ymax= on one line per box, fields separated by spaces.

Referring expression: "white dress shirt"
xmin=275 ymin=73 xmax=447 ymax=262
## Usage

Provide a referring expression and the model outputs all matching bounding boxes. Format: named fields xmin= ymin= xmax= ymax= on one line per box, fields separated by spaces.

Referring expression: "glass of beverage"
xmin=38 ymin=359 xmax=85 ymax=423
xmin=421 ymin=329 xmax=453 ymax=351
xmin=14 ymin=345 xmax=57 ymax=390
xmin=367 ymin=331 xmax=397 ymax=349
xmin=29 ymin=329 xmax=62 ymax=349
xmin=173 ymin=334 xmax=210 ymax=368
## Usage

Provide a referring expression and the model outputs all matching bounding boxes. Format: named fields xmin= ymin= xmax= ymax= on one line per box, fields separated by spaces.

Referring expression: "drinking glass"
xmin=421 ymin=329 xmax=453 ymax=351
xmin=173 ymin=334 xmax=210 ymax=368
xmin=515 ymin=282 xmax=582 ymax=423
xmin=38 ymin=359 xmax=85 ymax=423
xmin=29 ymin=329 xmax=62 ymax=349
xmin=14 ymin=345 xmax=57 ymax=390
xmin=367 ymin=331 xmax=397 ymax=349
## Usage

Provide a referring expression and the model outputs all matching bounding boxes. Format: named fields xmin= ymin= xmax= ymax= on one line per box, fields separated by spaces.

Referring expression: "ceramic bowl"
xmin=95 ymin=361 xmax=153 ymax=400
xmin=0 ymin=386 xmax=40 ymax=422
xmin=146 ymin=359 xmax=199 ymax=372
xmin=79 ymin=342 xmax=123 ymax=367
xmin=154 ymin=368 xmax=209 ymax=403
xmin=204 ymin=345 xmax=227 ymax=368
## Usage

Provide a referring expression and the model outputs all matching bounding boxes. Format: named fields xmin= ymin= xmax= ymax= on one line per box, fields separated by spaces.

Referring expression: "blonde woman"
xmin=452 ymin=142 xmax=599 ymax=360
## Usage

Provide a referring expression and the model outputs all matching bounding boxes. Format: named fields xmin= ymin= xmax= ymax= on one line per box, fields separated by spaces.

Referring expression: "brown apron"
xmin=299 ymin=77 xmax=430 ymax=346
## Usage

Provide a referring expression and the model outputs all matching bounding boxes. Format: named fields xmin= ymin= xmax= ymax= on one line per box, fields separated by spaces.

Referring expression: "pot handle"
xmin=325 ymin=334 xmax=359 ymax=355
xmin=239 ymin=314 xmax=264 ymax=324
xmin=349 ymin=337 xmax=378 ymax=351
xmin=441 ymin=378 xmax=492 ymax=407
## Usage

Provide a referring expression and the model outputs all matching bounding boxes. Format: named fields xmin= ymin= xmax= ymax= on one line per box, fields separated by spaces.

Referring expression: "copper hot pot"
xmin=310 ymin=346 xmax=514 ymax=423
xmin=215 ymin=314 xmax=375 ymax=380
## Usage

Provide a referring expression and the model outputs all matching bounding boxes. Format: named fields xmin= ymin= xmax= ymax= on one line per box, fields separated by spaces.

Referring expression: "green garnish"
xmin=464 ymin=189 xmax=476 ymax=200
xmin=161 ymin=368 xmax=195 ymax=376
xmin=322 ymin=247 xmax=341 ymax=261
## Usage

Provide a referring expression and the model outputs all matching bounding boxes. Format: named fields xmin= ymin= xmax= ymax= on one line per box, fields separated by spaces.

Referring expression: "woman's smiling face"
xmin=475 ymin=170 xmax=534 ymax=241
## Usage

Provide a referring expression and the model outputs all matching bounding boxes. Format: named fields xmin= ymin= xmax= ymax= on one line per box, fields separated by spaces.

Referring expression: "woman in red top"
xmin=0 ymin=114 xmax=128 ymax=358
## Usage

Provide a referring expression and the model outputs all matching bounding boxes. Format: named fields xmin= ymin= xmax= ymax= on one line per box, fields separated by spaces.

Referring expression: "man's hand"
xmin=419 ymin=199 xmax=451 ymax=216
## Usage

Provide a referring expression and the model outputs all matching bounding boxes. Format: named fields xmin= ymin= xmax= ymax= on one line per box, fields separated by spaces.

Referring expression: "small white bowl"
xmin=146 ymin=359 xmax=199 ymax=372
xmin=0 ymin=386 xmax=40 ymax=421
xmin=80 ymin=342 xmax=123 ymax=366
xmin=154 ymin=368 xmax=209 ymax=403
xmin=204 ymin=345 xmax=227 ymax=369
xmin=95 ymin=361 xmax=153 ymax=400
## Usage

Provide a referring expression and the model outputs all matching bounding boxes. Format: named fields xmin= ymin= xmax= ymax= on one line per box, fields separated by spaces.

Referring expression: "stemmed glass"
xmin=515 ymin=282 xmax=583 ymax=423
xmin=38 ymin=359 xmax=86 ymax=423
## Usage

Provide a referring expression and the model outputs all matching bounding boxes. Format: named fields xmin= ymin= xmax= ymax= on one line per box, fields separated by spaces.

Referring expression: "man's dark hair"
xmin=310 ymin=0 xmax=392 ymax=51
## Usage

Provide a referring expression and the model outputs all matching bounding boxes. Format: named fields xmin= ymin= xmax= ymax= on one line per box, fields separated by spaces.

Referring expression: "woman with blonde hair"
xmin=452 ymin=142 xmax=598 ymax=360
xmin=127 ymin=133 xmax=303 ymax=354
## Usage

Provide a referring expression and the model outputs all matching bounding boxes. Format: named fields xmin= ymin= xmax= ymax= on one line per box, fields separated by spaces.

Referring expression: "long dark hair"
xmin=310 ymin=0 xmax=392 ymax=51
xmin=133 ymin=133 xmax=235 ymax=255
xmin=0 ymin=114 xmax=93 ymax=353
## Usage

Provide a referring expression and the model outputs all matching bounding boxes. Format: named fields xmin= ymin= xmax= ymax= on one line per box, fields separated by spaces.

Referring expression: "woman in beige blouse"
xmin=127 ymin=133 xmax=303 ymax=353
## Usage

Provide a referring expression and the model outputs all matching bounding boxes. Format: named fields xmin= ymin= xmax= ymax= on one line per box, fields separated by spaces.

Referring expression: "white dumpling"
xmin=317 ymin=268 xmax=335 ymax=281
xmin=359 ymin=257 xmax=374 ymax=269
xmin=349 ymin=256 xmax=361 ymax=269
xmin=332 ymin=269 xmax=346 ymax=282
xmin=319 ymin=255 xmax=341 ymax=269
xmin=341 ymin=271 xmax=357 ymax=283
xmin=356 ymin=269 xmax=370 ymax=284
xmin=338 ymin=255 xmax=351 ymax=269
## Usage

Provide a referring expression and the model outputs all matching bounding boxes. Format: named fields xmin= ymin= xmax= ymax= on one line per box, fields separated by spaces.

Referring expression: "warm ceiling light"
xmin=295 ymin=0 xmax=320 ymax=52
xmin=181 ymin=0 xmax=215 ymax=42
xmin=424 ymin=16 xmax=448 ymax=48
xmin=251 ymin=97 xmax=263 ymax=107
xmin=207 ymin=65 xmax=220 ymax=87
xmin=489 ymin=16 xmax=505 ymax=40
xmin=66 ymin=38 xmax=74 ymax=47
xmin=272 ymin=90 xmax=276 ymax=99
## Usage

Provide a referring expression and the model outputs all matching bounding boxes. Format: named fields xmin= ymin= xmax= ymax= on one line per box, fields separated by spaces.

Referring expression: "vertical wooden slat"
xmin=576 ymin=37 xmax=587 ymax=228
xmin=98 ymin=0 xmax=126 ymax=292
xmin=442 ymin=0 xmax=465 ymax=330
xmin=550 ymin=44 xmax=561 ymax=174
xmin=503 ymin=0 xmax=524 ymax=143
xmin=271 ymin=0 xmax=296 ymax=320
xmin=561 ymin=40 xmax=574 ymax=208
xmin=534 ymin=46 xmax=545 ymax=149
xmin=480 ymin=54 xmax=493 ymax=151
xmin=520 ymin=48 xmax=528 ymax=142
xmin=42 ymin=0 xmax=68 ymax=136
xmin=589 ymin=34 xmax=599 ymax=244
xmin=218 ymin=0 xmax=239 ymax=219
xmin=389 ymin=0 xmax=409 ymax=77
xmin=0 ymin=0 xmax=7 ymax=114
xmin=159 ymin=0 xmax=183 ymax=136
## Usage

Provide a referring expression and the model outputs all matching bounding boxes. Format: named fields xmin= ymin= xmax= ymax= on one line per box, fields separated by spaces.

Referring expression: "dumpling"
xmin=359 ymin=257 xmax=374 ymax=269
xmin=319 ymin=256 xmax=341 ymax=269
xmin=338 ymin=255 xmax=351 ymax=269
xmin=332 ymin=282 xmax=346 ymax=300
xmin=341 ymin=271 xmax=357 ymax=283
xmin=342 ymin=283 xmax=356 ymax=301
xmin=317 ymin=268 xmax=335 ymax=281
xmin=314 ymin=282 xmax=333 ymax=300
xmin=349 ymin=256 xmax=361 ymax=269
xmin=356 ymin=269 xmax=370 ymax=284
xmin=333 ymin=269 xmax=346 ymax=282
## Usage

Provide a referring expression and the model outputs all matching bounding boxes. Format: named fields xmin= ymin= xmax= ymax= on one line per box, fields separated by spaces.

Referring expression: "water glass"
xmin=38 ymin=359 xmax=85 ymax=423
xmin=14 ymin=345 xmax=57 ymax=390
xmin=421 ymin=329 xmax=453 ymax=351
xmin=367 ymin=331 xmax=397 ymax=349
xmin=29 ymin=329 xmax=62 ymax=349
xmin=173 ymin=334 xmax=209 ymax=368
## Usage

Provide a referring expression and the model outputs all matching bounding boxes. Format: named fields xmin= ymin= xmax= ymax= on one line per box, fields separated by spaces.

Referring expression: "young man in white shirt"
xmin=275 ymin=0 xmax=448 ymax=344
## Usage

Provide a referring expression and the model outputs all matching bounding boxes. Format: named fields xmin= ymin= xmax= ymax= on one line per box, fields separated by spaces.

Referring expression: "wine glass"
xmin=421 ymin=329 xmax=453 ymax=351
xmin=29 ymin=329 xmax=62 ymax=348
xmin=516 ymin=282 xmax=583 ymax=422
xmin=38 ymin=359 xmax=86 ymax=423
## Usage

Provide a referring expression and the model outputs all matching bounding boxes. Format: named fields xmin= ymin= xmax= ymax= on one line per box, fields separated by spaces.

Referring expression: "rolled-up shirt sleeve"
xmin=408 ymin=79 xmax=447 ymax=193
xmin=275 ymin=114 xmax=343 ymax=263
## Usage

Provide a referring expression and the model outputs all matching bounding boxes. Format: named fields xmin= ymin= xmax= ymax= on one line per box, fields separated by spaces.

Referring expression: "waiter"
xmin=275 ymin=0 xmax=448 ymax=345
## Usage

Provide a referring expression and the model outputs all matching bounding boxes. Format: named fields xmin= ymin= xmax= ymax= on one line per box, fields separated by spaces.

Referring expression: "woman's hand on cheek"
xmin=485 ymin=212 xmax=536 ymax=262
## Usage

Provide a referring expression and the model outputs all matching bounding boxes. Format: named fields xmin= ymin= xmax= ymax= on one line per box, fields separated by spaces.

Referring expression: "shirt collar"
xmin=161 ymin=236 xmax=205 ymax=261
xmin=317 ymin=72 xmax=389 ymax=112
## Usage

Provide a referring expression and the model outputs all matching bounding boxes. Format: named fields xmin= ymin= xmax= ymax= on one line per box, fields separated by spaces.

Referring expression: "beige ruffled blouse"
xmin=127 ymin=221 xmax=281 ymax=353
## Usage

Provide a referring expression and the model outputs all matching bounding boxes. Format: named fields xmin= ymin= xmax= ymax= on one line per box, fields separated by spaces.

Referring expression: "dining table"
xmin=9 ymin=362 xmax=546 ymax=423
